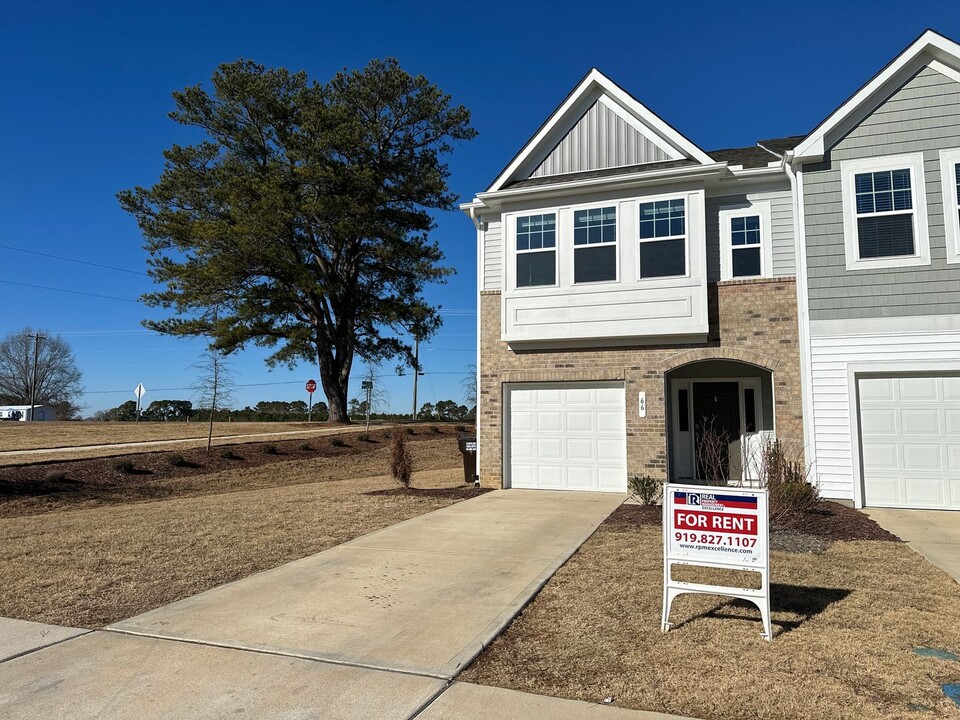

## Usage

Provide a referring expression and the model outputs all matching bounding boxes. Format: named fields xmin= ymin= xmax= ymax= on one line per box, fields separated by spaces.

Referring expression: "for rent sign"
xmin=662 ymin=484 xmax=772 ymax=641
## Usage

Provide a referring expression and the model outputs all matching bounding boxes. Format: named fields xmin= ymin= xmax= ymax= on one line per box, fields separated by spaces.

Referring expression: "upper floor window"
xmin=939 ymin=148 xmax=960 ymax=265
xmin=840 ymin=153 xmax=929 ymax=271
xmin=638 ymin=199 xmax=685 ymax=278
xmin=516 ymin=213 xmax=556 ymax=287
xmin=719 ymin=202 xmax=771 ymax=281
xmin=573 ymin=206 xmax=617 ymax=283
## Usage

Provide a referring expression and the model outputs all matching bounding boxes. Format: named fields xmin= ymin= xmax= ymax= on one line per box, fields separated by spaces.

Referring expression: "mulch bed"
xmin=365 ymin=486 xmax=492 ymax=500
xmin=607 ymin=500 xmax=901 ymax=547
xmin=0 ymin=425 xmax=471 ymax=509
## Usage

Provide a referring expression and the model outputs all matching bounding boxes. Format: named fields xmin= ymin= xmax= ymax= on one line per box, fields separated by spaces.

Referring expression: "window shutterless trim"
xmin=939 ymin=148 xmax=960 ymax=265
xmin=719 ymin=201 xmax=772 ymax=281
xmin=637 ymin=195 xmax=688 ymax=279
xmin=508 ymin=210 xmax=560 ymax=290
xmin=840 ymin=153 xmax=930 ymax=271
xmin=571 ymin=205 xmax=619 ymax=285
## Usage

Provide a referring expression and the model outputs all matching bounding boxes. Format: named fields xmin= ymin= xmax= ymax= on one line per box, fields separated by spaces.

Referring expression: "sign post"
xmin=134 ymin=383 xmax=146 ymax=423
xmin=362 ymin=379 xmax=373 ymax=433
xmin=305 ymin=379 xmax=317 ymax=422
xmin=662 ymin=483 xmax=771 ymax=640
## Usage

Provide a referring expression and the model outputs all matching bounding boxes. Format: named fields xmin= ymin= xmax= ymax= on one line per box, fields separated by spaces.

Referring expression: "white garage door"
xmin=507 ymin=382 xmax=626 ymax=493
xmin=859 ymin=375 xmax=960 ymax=510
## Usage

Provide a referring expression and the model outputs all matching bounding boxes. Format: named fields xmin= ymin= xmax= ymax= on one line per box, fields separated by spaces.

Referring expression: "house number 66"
xmin=638 ymin=391 xmax=646 ymax=418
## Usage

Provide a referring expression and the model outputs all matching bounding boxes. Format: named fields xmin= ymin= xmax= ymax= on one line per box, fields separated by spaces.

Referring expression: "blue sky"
xmin=2 ymin=1 xmax=958 ymax=416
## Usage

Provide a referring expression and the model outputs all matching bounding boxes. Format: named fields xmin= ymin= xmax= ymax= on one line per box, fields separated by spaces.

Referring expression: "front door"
xmin=692 ymin=382 xmax=741 ymax=483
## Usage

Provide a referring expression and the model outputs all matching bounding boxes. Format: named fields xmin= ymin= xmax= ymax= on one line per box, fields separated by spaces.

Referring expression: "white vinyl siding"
xmin=809 ymin=327 xmax=960 ymax=503
xmin=940 ymin=147 xmax=960 ymax=264
xmin=482 ymin=219 xmax=502 ymax=291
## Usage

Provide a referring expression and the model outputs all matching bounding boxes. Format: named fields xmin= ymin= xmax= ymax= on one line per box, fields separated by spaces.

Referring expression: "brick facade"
xmin=479 ymin=278 xmax=804 ymax=488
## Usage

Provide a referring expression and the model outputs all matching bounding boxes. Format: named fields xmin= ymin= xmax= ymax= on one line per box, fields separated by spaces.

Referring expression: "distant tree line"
xmin=92 ymin=399 xmax=330 ymax=422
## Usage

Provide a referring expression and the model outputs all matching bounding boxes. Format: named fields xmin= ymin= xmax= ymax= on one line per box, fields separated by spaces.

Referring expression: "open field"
xmin=463 ymin=505 xmax=960 ymax=720
xmin=0 ymin=434 xmax=482 ymax=628
xmin=0 ymin=420 xmax=461 ymax=465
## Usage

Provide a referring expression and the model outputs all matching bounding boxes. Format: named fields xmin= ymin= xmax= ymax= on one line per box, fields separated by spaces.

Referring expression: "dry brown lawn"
xmin=0 ymin=420 xmax=451 ymax=465
xmin=0 ymin=437 xmax=478 ymax=629
xmin=463 ymin=511 xmax=960 ymax=720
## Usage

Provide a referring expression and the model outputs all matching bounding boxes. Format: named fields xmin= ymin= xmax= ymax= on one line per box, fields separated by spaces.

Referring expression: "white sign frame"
xmin=661 ymin=483 xmax=771 ymax=641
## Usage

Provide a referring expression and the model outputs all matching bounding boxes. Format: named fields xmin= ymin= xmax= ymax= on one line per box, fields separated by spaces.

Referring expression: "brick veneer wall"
xmin=478 ymin=278 xmax=804 ymax=488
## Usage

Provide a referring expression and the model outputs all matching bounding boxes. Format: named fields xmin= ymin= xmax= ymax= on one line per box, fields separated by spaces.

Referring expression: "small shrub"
xmin=219 ymin=449 xmax=242 ymax=460
xmin=44 ymin=470 xmax=67 ymax=483
xmin=382 ymin=431 xmax=392 ymax=439
xmin=298 ymin=443 xmax=314 ymax=451
xmin=261 ymin=444 xmax=280 ymax=455
xmin=330 ymin=437 xmax=346 ymax=448
xmin=168 ymin=454 xmax=192 ymax=467
xmin=429 ymin=426 xmax=441 ymax=434
xmin=405 ymin=428 xmax=416 ymax=436
xmin=391 ymin=432 xmax=413 ymax=487
xmin=113 ymin=460 xmax=136 ymax=474
xmin=628 ymin=474 xmax=662 ymax=505
xmin=761 ymin=439 xmax=820 ymax=526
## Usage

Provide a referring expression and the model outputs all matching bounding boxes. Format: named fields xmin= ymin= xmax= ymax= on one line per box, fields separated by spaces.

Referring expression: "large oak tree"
xmin=0 ymin=328 xmax=83 ymax=418
xmin=119 ymin=59 xmax=475 ymax=422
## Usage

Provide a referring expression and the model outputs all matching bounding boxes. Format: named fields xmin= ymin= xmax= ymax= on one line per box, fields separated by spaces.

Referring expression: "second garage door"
xmin=859 ymin=375 xmax=960 ymax=510
xmin=506 ymin=382 xmax=626 ymax=493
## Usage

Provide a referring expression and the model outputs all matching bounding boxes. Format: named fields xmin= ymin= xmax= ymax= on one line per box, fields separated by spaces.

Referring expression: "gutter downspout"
xmin=468 ymin=205 xmax=483 ymax=486
xmin=783 ymin=151 xmax=819 ymax=487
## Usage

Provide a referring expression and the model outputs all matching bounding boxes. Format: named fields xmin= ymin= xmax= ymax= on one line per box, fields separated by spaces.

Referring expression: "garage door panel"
xmin=537 ymin=438 xmax=563 ymax=460
xmin=900 ymin=409 xmax=940 ymax=435
xmin=902 ymin=444 xmax=943 ymax=471
xmin=508 ymin=383 xmax=626 ymax=493
xmin=900 ymin=377 xmax=938 ymax=402
xmin=566 ymin=411 xmax=594 ymax=432
xmin=597 ymin=438 xmax=626 ymax=461
xmin=859 ymin=378 xmax=896 ymax=402
xmin=512 ymin=410 xmax=534 ymax=432
xmin=860 ymin=409 xmax=897 ymax=435
xmin=567 ymin=466 xmax=596 ymax=489
xmin=566 ymin=438 xmax=594 ymax=461
xmin=904 ymin=477 xmax=946 ymax=505
xmin=859 ymin=375 xmax=960 ymax=510
xmin=537 ymin=411 xmax=563 ymax=432
xmin=862 ymin=443 xmax=899 ymax=470
xmin=596 ymin=411 xmax=624 ymax=433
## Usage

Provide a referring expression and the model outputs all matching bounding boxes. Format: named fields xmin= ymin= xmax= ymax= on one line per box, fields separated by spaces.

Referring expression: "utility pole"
xmin=411 ymin=336 xmax=419 ymax=421
xmin=29 ymin=332 xmax=41 ymax=422
xmin=207 ymin=352 xmax=219 ymax=452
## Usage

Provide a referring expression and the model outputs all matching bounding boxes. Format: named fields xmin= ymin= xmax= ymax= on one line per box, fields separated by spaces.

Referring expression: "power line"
xmin=0 ymin=243 xmax=148 ymax=276
xmin=0 ymin=280 xmax=139 ymax=303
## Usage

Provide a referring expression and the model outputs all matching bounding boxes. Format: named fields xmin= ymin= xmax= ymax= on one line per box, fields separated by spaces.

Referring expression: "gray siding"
xmin=705 ymin=188 xmax=796 ymax=282
xmin=531 ymin=100 xmax=670 ymax=177
xmin=482 ymin=219 xmax=502 ymax=291
xmin=803 ymin=65 xmax=960 ymax=321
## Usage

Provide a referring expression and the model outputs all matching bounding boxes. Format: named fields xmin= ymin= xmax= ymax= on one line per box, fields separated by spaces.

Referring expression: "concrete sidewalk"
xmin=0 ymin=489 xmax=624 ymax=718
xmin=864 ymin=508 xmax=960 ymax=582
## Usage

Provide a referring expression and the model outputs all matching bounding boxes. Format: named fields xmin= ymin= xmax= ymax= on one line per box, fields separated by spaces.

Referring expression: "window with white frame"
xmin=638 ymin=198 xmax=686 ymax=278
xmin=939 ymin=148 xmax=960 ymax=264
xmin=719 ymin=202 xmax=771 ymax=281
xmin=573 ymin=206 xmax=617 ymax=283
xmin=840 ymin=153 xmax=929 ymax=270
xmin=515 ymin=213 xmax=556 ymax=287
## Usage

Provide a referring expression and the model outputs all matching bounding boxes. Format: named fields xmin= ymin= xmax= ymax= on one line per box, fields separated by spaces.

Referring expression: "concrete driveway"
xmin=865 ymin=508 xmax=960 ymax=582
xmin=0 ymin=489 xmax=624 ymax=719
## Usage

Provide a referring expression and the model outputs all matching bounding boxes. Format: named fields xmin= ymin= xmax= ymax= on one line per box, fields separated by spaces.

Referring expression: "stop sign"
xmin=305 ymin=379 xmax=317 ymax=393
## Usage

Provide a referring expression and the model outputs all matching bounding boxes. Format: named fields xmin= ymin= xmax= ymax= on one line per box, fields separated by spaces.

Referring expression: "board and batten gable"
xmin=802 ymin=64 xmax=960 ymax=321
xmin=530 ymin=98 xmax=672 ymax=177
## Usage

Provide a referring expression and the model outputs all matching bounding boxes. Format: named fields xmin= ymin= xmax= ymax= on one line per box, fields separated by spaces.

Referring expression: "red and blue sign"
xmin=673 ymin=491 xmax=758 ymax=510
